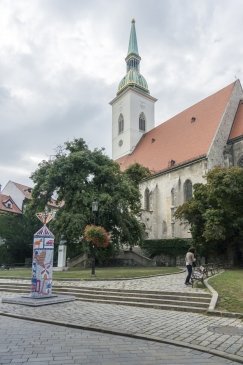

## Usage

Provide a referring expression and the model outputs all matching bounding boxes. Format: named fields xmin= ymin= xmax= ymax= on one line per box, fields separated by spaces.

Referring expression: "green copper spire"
xmin=117 ymin=19 xmax=149 ymax=95
xmin=127 ymin=19 xmax=139 ymax=56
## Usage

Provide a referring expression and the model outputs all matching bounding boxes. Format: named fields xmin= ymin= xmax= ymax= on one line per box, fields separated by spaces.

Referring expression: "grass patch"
xmin=0 ymin=266 xmax=181 ymax=280
xmin=208 ymin=270 xmax=243 ymax=313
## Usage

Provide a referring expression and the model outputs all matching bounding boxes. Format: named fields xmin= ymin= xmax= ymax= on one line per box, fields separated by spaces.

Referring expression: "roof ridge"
xmin=150 ymin=81 xmax=236 ymax=133
xmin=13 ymin=181 xmax=32 ymax=189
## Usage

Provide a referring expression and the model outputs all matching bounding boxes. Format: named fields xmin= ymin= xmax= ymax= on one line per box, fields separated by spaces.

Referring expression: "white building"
xmin=111 ymin=20 xmax=243 ymax=239
xmin=2 ymin=181 xmax=33 ymax=211
xmin=2 ymin=181 xmax=61 ymax=214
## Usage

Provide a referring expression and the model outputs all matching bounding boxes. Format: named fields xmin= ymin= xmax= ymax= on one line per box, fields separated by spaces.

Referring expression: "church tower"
xmin=110 ymin=19 xmax=157 ymax=160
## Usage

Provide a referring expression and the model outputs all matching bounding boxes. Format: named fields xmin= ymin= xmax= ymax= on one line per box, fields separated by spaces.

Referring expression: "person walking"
xmin=185 ymin=247 xmax=196 ymax=285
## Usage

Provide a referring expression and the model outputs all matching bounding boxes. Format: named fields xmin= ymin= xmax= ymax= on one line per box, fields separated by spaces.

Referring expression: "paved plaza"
xmin=0 ymin=272 xmax=243 ymax=364
xmin=0 ymin=315 xmax=239 ymax=365
xmin=0 ymin=271 xmax=207 ymax=292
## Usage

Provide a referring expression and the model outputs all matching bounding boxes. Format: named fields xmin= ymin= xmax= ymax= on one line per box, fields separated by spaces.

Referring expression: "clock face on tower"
xmin=118 ymin=139 xmax=123 ymax=147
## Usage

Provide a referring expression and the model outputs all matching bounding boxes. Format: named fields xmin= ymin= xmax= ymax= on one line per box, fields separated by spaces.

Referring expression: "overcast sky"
xmin=1 ymin=0 xmax=243 ymax=189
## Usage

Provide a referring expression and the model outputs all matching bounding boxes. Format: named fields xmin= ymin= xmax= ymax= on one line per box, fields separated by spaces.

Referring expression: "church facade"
xmin=111 ymin=20 xmax=243 ymax=240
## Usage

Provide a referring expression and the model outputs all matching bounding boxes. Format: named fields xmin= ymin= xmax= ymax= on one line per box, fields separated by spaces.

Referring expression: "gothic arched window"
xmin=118 ymin=114 xmax=124 ymax=134
xmin=139 ymin=112 xmax=146 ymax=132
xmin=184 ymin=179 xmax=193 ymax=202
xmin=238 ymin=155 xmax=243 ymax=167
xmin=144 ymin=188 xmax=150 ymax=211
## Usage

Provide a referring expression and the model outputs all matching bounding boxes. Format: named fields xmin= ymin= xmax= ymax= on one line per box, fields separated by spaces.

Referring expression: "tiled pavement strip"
xmin=0 ymin=272 xmax=243 ymax=363
xmin=0 ymin=315 xmax=239 ymax=365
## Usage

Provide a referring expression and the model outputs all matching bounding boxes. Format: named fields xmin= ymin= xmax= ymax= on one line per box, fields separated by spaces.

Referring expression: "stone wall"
xmin=207 ymin=80 xmax=243 ymax=169
xmin=232 ymin=139 xmax=243 ymax=166
xmin=140 ymin=158 xmax=207 ymax=239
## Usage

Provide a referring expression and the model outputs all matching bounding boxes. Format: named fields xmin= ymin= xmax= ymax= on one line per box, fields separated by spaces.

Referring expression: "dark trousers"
xmin=185 ymin=264 xmax=192 ymax=284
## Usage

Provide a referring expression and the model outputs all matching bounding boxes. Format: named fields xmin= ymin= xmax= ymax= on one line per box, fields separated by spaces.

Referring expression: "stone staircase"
xmin=0 ymin=282 xmax=212 ymax=313
xmin=67 ymin=250 xmax=153 ymax=268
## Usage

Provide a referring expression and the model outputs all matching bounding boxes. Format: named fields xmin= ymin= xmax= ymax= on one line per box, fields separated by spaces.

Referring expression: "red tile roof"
xmin=0 ymin=194 xmax=22 ymax=214
xmin=229 ymin=100 xmax=243 ymax=141
xmin=117 ymin=81 xmax=236 ymax=172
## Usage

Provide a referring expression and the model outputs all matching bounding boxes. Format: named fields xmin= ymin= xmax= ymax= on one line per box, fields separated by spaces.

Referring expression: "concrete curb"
xmin=204 ymin=272 xmax=220 ymax=311
xmin=205 ymin=271 xmax=243 ymax=319
xmin=0 ymin=310 xmax=242 ymax=364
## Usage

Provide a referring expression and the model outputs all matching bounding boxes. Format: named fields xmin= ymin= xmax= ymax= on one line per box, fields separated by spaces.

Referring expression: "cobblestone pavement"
xmin=0 ymin=273 xmax=243 ymax=363
xmin=0 ymin=272 xmax=206 ymax=292
xmin=53 ymin=272 xmax=207 ymax=292
xmin=0 ymin=315 xmax=239 ymax=365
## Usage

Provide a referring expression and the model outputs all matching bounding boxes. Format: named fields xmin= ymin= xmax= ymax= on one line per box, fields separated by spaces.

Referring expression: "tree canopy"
xmin=175 ymin=167 xmax=243 ymax=264
xmin=30 ymin=138 xmax=146 ymax=256
xmin=0 ymin=210 xmax=39 ymax=265
xmin=124 ymin=163 xmax=151 ymax=187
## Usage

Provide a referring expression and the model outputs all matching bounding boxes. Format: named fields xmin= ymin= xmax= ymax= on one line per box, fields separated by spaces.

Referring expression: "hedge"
xmin=140 ymin=238 xmax=192 ymax=258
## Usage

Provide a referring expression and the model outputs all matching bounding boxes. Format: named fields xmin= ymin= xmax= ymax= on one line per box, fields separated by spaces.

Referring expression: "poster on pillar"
xmin=31 ymin=225 xmax=55 ymax=298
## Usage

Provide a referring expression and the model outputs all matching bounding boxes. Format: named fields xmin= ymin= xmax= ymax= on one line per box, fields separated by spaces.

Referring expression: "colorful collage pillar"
xmin=31 ymin=211 xmax=55 ymax=298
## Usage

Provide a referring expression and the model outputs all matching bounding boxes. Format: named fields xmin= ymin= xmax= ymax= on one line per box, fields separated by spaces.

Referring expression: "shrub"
xmin=84 ymin=225 xmax=110 ymax=248
xmin=140 ymin=238 xmax=192 ymax=258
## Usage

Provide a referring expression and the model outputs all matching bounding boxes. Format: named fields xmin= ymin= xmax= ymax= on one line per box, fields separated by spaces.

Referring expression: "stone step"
xmin=52 ymin=287 xmax=210 ymax=303
xmin=0 ymin=282 xmax=212 ymax=298
xmin=55 ymin=286 xmax=212 ymax=298
xmin=63 ymin=297 xmax=208 ymax=313
xmin=0 ymin=285 xmax=210 ymax=306
xmin=52 ymin=289 xmax=209 ymax=307
xmin=0 ymin=288 xmax=208 ymax=313
xmin=0 ymin=282 xmax=211 ymax=313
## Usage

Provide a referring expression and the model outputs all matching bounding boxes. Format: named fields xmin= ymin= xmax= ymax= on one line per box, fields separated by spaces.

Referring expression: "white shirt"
xmin=185 ymin=252 xmax=196 ymax=266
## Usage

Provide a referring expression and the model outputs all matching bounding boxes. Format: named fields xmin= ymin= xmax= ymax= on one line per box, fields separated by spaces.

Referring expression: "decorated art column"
xmin=31 ymin=211 xmax=55 ymax=298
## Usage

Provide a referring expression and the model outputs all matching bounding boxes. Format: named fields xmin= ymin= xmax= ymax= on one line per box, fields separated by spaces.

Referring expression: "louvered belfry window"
xmin=139 ymin=112 xmax=146 ymax=131
xmin=118 ymin=114 xmax=124 ymax=134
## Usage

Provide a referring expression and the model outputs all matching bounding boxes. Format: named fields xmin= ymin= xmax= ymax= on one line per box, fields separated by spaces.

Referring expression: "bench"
xmin=191 ymin=266 xmax=207 ymax=287
xmin=191 ymin=263 xmax=222 ymax=287
xmin=204 ymin=263 xmax=215 ymax=276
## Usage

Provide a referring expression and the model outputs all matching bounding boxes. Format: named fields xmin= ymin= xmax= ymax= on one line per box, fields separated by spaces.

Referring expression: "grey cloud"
xmin=1 ymin=0 xmax=243 ymax=189
xmin=0 ymin=86 xmax=11 ymax=102
xmin=0 ymin=72 xmax=112 ymax=187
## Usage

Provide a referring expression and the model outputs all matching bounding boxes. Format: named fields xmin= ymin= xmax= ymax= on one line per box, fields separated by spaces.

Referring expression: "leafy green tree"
xmin=30 ymin=138 xmax=145 ymax=257
xmin=0 ymin=209 xmax=39 ymax=265
xmin=124 ymin=163 xmax=151 ymax=186
xmin=175 ymin=167 xmax=243 ymax=264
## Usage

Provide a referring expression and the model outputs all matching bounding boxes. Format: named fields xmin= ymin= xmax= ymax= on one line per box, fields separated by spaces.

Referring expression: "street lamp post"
xmin=91 ymin=201 xmax=99 ymax=275
xmin=92 ymin=201 xmax=99 ymax=224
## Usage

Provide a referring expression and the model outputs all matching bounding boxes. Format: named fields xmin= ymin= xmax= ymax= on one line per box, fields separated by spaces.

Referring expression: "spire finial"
xmin=117 ymin=20 xmax=149 ymax=95
xmin=127 ymin=18 xmax=139 ymax=56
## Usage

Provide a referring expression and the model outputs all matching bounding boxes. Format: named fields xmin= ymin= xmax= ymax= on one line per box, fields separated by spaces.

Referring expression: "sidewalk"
xmin=0 ymin=273 xmax=243 ymax=363
xmin=0 ymin=315 xmax=239 ymax=365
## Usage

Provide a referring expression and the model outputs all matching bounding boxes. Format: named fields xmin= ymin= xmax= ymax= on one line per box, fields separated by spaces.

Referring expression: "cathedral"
xmin=110 ymin=20 xmax=243 ymax=240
